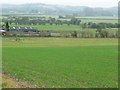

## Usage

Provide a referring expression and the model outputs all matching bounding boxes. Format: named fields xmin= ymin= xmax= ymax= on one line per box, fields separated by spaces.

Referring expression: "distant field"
xmin=77 ymin=16 xmax=118 ymax=23
xmin=10 ymin=24 xmax=118 ymax=32
xmin=2 ymin=38 xmax=118 ymax=88
xmin=1 ymin=15 xmax=118 ymax=30
xmin=10 ymin=24 xmax=80 ymax=30
xmin=81 ymin=19 xmax=117 ymax=24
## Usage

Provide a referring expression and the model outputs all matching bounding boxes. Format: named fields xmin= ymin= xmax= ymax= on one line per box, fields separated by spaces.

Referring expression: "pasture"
xmin=11 ymin=24 xmax=82 ymax=31
xmin=2 ymin=37 xmax=118 ymax=88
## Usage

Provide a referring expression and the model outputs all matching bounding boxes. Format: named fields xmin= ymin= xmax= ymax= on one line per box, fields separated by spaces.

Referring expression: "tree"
xmin=70 ymin=18 xmax=81 ymax=25
xmin=72 ymin=31 xmax=77 ymax=37
xmin=96 ymin=28 xmax=109 ymax=38
xmin=5 ymin=22 xmax=9 ymax=32
xmin=81 ymin=23 xmax=87 ymax=29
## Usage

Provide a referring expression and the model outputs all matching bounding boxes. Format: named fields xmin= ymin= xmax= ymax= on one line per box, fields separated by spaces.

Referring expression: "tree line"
xmin=2 ymin=17 xmax=119 ymax=29
xmin=1 ymin=21 xmax=119 ymax=38
xmin=81 ymin=22 xmax=120 ymax=29
xmin=2 ymin=17 xmax=81 ymax=26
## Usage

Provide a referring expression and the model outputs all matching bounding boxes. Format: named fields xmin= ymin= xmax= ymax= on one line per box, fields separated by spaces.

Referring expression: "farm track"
xmin=2 ymin=73 xmax=37 ymax=88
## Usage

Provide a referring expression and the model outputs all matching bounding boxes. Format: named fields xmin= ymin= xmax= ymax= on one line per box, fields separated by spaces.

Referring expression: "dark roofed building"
xmin=9 ymin=26 xmax=39 ymax=32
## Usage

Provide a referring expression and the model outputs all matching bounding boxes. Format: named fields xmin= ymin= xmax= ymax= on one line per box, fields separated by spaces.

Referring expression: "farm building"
xmin=0 ymin=26 xmax=97 ymax=38
xmin=0 ymin=30 xmax=6 ymax=35
xmin=7 ymin=26 xmax=39 ymax=36
xmin=9 ymin=26 xmax=39 ymax=32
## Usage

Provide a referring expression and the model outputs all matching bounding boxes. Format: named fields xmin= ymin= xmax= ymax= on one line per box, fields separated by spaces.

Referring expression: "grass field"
xmin=10 ymin=24 xmax=81 ymax=30
xmin=2 ymin=37 xmax=118 ymax=88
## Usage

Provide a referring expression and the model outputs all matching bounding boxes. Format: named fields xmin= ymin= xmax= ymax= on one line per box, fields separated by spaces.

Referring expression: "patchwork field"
xmin=4 ymin=15 xmax=117 ymax=31
xmin=2 ymin=37 xmax=118 ymax=88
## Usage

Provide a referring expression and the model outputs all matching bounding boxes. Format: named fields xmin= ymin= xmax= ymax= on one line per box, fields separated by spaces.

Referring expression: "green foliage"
xmin=5 ymin=22 xmax=9 ymax=31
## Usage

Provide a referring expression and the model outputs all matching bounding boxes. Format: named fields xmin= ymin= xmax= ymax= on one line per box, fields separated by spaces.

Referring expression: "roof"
xmin=9 ymin=26 xmax=33 ymax=30
xmin=0 ymin=30 xmax=6 ymax=32
xmin=9 ymin=26 xmax=39 ymax=32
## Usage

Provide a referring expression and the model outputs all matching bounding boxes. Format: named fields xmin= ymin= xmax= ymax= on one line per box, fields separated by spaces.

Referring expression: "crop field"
xmin=2 ymin=37 xmax=118 ymax=88
xmin=77 ymin=16 xmax=118 ymax=23
xmin=81 ymin=19 xmax=117 ymax=24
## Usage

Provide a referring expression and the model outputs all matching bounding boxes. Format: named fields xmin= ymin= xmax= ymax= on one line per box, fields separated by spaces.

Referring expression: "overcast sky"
xmin=1 ymin=0 xmax=119 ymax=8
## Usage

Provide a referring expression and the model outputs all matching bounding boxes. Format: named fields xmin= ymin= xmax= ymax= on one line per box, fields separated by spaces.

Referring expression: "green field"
xmin=9 ymin=24 xmax=118 ymax=33
xmin=2 ymin=37 xmax=118 ymax=88
xmin=12 ymin=24 xmax=81 ymax=31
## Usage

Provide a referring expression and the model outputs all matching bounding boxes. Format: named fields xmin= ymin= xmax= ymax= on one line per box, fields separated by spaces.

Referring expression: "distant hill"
xmin=1 ymin=3 xmax=118 ymax=16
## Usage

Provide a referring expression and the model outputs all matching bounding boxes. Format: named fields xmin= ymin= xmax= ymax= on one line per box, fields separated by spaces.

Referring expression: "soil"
xmin=2 ymin=73 xmax=37 ymax=88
